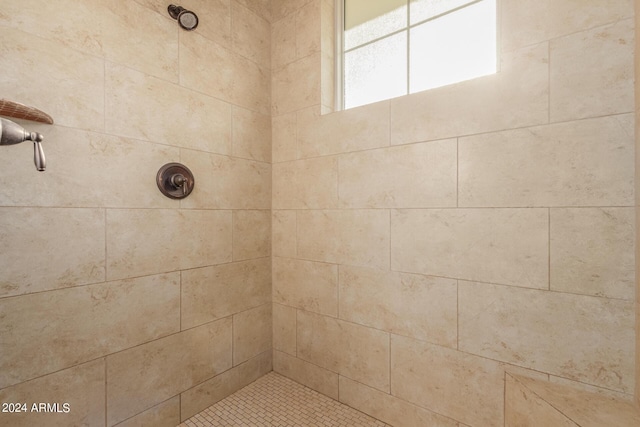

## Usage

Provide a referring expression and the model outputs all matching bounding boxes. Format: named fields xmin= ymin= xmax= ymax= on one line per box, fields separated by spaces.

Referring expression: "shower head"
xmin=0 ymin=118 xmax=46 ymax=171
xmin=168 ymin=4 xmax=199 ymax=31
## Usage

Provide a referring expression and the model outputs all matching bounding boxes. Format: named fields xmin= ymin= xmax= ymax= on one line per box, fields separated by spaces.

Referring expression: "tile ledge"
xmin=507 ymin=373 xmax=640 ymax=427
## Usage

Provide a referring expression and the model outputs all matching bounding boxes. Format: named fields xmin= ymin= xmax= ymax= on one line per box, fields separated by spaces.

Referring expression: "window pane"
xmin=344 ymin=0 xmax=407 ymax=50
xmin=409 ymin=0 xmax=496 ymax=93
xmin=410 ymin=0 xmax=477 ymax=24
xmin=344 ymin=32 xmax=407 ymax=109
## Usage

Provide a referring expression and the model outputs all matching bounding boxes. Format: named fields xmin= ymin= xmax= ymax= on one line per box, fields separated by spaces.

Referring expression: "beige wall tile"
xmin=107 ymin=319 xmax=233 ymax=426
xmin=391 ymin=209 xmax=548 ymax=289
xmin=181 ymin=351 xmax=272 ymax=421
xmin=272 ymin=210 xmax=297 ymax=257
xmin=0 ymin=273 xmax=179 ymax=390
xmin=232 ymin=107 xmax=271 ymax=162
xmin=459 ymin=115 xmax=635 ymax=207
xmin=509 ymin=374 xmax=640 ymax=427
xmin=549 ymin=376 xmax=634 ymax=401
xmin=233 ymin=304 xmax=272 ymax=365
xmin=298 ymin=210 xmax=390 ymax=269
xmin=458 ymin=281 xmax=635 ymax=393
xmin=181 ymin=259 xmax=271 ymax=329
xmin=101 ymin=0 xmax=178 ymax=82
xmin=272 ymin=0 xmax=312 ymax=22
xmin=297 ymin=311 xmax=390 ymax=391
xmin=0 ymin=207 xmax=105 ymax=298
xmin=391 ymin=335 xmax=505 ymax=427
xmin=273 ymin=350 xmax=339 ymax=399
xmin=272 ymin=53 xmax=321 ymax=115
xmin=233 ymin=210 xmax=271 ymax=261
xmin=273 ymin=157 xmax=338 ymax=209
xmin=297 ymin=102 xmax=390 ymax=158
xmin=272 ymin=112 xmax=298 ymax=162
xmin=390 ymin=43 xmax=548 ymax=145
xmin=339 ymin=140 xmax=457 ymax=208
xmin=0 ymin=27 xmax=104 ymax=132
xmin=501 ymin=0 xmax=634 ymax=52
xmin=115 ymin=396 xmax=180 ymax=427
xmin=339 ymin=376 xmax=459 ymax=427
xmin=180 ymin=31 xmax=270 ymax=115
xmin=273 ymin=303 xmax=297 ymax=355
xmin=272 ymin=13 xmax=297 ymax=70
xmin=0 ymin=125 xmax=179 ymax=208
xmin=231 ymin=2 xmax=271 ymax=69
xmin=550 ymin=19 xmax=634 ymax=122
xmin=273 ymin=257 xmax=338 ymax=316
xmin=180 ymin=150 xmax=271 ymax=210
xmin=234 ymin=0 xmax=271 ymax=22
xmin=106 ymin=209 xmax=232 ymax=280
xmin=551 ymin=208 xmax=635 ymax=300
xmin=133 ymin=0 xmax=231 ymax=48
xmin=296 ymin=1 xmax=321 ymax=58
xmin=505 ymin=374 xmax=578 ymax=427
xmin=339 ymin=266 xmax=457 ymax=348
xmin=0 ymin=360 xmax=105 ymax=427
xmin=105 ymin=63 xmax=232 ymax=154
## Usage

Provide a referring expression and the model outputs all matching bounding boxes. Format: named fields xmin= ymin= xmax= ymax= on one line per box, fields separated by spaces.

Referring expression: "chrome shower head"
xmin=0 ymin=117 xmax=46 ymax=171
xmin=168 ymin=4 xmax=199 ymax=31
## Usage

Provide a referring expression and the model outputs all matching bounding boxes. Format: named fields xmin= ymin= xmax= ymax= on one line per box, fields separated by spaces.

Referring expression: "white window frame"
xmin=335 ymin=0 xmax=499 ymax=111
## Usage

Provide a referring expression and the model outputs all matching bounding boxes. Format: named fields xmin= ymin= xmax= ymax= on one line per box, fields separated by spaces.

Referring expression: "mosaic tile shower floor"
xmin=179 ymin=372 xmax=390 ymax=427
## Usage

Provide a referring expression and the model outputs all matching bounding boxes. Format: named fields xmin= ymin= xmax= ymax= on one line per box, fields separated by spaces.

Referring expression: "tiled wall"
xmin=271 ymin=1 xmax=637 ymax=426
xmin=0 ymin=0 xmax=272 ymax=426
xmin=636 ymin=0 xmax=640 ymax=408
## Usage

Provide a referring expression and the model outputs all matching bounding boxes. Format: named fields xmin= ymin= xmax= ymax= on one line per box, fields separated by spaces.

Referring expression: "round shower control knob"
xmin=157 ymin=163 xmax=195 ymax=199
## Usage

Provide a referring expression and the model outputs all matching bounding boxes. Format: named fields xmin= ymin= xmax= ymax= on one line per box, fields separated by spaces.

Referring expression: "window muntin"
xmin=342 ymin=0 xmax=497 ymax=110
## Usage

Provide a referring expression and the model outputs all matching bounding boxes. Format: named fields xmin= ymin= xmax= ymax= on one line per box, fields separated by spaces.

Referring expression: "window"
xmin=339 ymin=0 xmax=497 ymax=109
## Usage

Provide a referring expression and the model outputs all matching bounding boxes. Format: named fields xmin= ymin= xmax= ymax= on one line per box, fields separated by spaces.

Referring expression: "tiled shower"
xmin=0 ymin=1 xmax=638 ymax=427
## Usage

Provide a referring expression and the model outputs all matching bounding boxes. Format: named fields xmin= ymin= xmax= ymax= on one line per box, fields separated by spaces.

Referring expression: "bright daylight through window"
xmin=341 ymin=0 xmax=497 ymax=109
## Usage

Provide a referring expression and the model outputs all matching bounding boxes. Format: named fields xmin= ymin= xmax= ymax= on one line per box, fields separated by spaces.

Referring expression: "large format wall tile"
xmin=339 ymin=140 xmax=457 ymax=208
xmin=181 ymin=259 xmax=271 ymax=329
xmin=458 ymin=115 xmax=634 ymax=207
xmin=272 ymin=11 xmax=297 ymax=70
xmin=105 ymin=63 xmax=232 ymax=154
xmin=273 ymin=157 xmax=339 ymax=209
xmin=107 ymin=319 xmax=232 ymax=426
xmin=550 ymin=19 xmax=634 ymax=122
xmin=233 ymin=210 xmax=271 ymax=260
xmin=180 ymin=150 xmax=271 ymax=210
xmin=339 ymin=266 xmax=457 ymax=347
xmin=273 ymin=257 xmax=338 ymax=317
xmin=391 ymin=335 xmax=505 ymax=427
xmin=390 ymin=43 xmax=549 ymax=145
xmin=0 ymin=273 xmax=179 ymax=389
xmin=0 ymin=360 xmax=105 ymax=427
xmin=458 ymin=282 xmax=635 ymax=393
xmin=273 ymin=303 xmax=297 ymax=355
xmin=106 ymin=209 xmax=232 ymax=280
xmin=0 ymin=208 xmax=105 ymax=298
xmin=0 ymin=28 xmax=104 ymax=131
xmin=339 ymin=376 xmax=459 ymax=427
xmin=180 ymin=31 xmax=270 ymax=114
xmin=233 ymin=304 xmax=272 ymax=365
xmin=272 ymin=211 xmax=297 ymax=257
xmin=297 ymin=311 xmax=390 ymax=391
xmin=501 ymin=0 xmax=633 ymax=52
xmin=0 ymin=125 xmax=179 ymax=208
xmin=115 ymin=397 xmax=180 ymax=427
xmin=297 ymin=210 xmax=390 ymax=269
xmin=272 ymin=112 xmax=297 ymax=162
xmin=273 ymin=350 xmax=339 ymax=400
xmin=181 ymin=351 xmax=272 ymax=421
xmin=296 ymin=101 xmax=390 ymax=158
xmin=391 ymin=209 xmax=548 ymax=288
xmin=231 ymin=2 xmax=271 ymax=69
xmin=232 ymin=106 xmax=272 ymax=163
xmin=272 ymin=53 xmax=321 ymax=115
xmin=550 ymin=208 xmax=635 ymax=300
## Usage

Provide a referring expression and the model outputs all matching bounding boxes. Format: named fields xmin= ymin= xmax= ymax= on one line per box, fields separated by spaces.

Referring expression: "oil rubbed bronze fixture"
xmin=168 ymin=4 xmax=199 ymax=31
xmin=157 ymin=162 xmax=195 ymax=199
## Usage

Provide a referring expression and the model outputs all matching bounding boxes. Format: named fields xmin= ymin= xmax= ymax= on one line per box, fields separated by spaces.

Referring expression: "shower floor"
xmin=179 ymin=372 xmax=390 ymax=427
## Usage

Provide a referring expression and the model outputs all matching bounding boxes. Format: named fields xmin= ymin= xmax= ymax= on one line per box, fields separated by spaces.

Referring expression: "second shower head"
xmin=168 ymin=4 xmax=199 ymax=31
